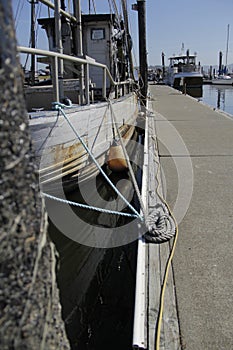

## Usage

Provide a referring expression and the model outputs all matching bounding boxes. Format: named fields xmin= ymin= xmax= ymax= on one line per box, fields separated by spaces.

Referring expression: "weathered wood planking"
xmin=146 ymin=104 xmax=181 ymax=350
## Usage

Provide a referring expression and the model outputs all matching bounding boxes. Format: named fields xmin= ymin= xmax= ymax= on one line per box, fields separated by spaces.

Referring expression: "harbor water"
xmin=48 ymin=130 xmax=144 ymax=350
xmin=198 ymin=84 xmax=233 ymax=117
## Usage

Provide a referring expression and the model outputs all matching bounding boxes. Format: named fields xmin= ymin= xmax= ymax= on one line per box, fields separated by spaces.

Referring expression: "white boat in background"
xmin=212 ymin=26 xmax=233 ymax=86
xmin=212 ymin=74 xmax=233 ymax=85
xmin=18 ymin=0 xmax=139 ymax=191
xmin=165 ymin=49 xmax=203 ymax=90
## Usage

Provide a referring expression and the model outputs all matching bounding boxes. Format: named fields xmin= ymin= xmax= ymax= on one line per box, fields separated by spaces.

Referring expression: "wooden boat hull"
xmin=173 ymin=75 xmax=203 ymax=88
xmin=29 ymin=93 xmax=138 ymax=191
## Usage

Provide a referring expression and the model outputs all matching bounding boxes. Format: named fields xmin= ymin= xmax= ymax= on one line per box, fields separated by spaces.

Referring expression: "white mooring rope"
xmin=50 ymin=102 xmax=143 ymax=221
xmin=43 ymin=192 xmax=139 ymax=219
xmin=40 ymin=101 xmax=176 ymax=243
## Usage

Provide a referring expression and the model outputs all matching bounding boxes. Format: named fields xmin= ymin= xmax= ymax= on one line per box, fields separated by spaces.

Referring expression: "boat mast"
xmin=30 ymin=0 xmax=38 ymax=85
xmin=225 ymin=24 xmax=230 ymax=68
xmin=73 ymin=0 xmax=83 ymax=57
xmin=73 ymin=0 xmax=84 ymax=104
xmin=121 ymin=0 xmax=135 ymax=80
xmin=54 ymin=0 xmax=64 ymax=99
xmin=54 ymin=1 xmax=63 ymax=56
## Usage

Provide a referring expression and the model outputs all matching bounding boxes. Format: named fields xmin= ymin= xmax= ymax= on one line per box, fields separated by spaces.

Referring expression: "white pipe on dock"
xmin=132 ymin=237 xmax=147 ymax=349
xmin=132 ymin=111 xmax=149 ymax=349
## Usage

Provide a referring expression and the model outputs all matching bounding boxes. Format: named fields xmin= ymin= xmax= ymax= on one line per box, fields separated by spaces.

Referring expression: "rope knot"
xmin=145 ymin=203 xmax=176 ymax=243
xmin=52 ymin=101 xmax=65 ymax=110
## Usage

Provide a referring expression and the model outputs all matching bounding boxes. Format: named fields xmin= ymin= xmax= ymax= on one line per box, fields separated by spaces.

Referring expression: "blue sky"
xmin=12 ymin=0 xmax=233 ymax=67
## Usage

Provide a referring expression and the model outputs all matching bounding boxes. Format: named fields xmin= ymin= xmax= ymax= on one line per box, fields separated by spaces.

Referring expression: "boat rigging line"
xmin=91 ymin=0 xmax=96 ymax=14
xmin=43 ymin=101 xmax=143 ymax=221
xmin=107 ymin=0 xmax=113 ymax=15
xmin=14 ymin=0 xmax=25 ymax=29
xmin=108 ymin=100 xmax=147 ymax=219
xmin=40 ymin=101 xmax=176 ymax=244
xmin=43 ymin=193 xmax=139 ymax=219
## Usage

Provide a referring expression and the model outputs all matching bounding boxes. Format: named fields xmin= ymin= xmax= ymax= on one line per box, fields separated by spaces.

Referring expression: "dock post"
xmin=162 ymin=52 xmax=165 ymax=80
xmin=84 ymin=63 xmax=90 ymax=104
xmin=102 ymin=67 xmax=107 ymax=99
xmin=209 ymin=65 xmax=212 ymax=79
xmin=183 ymin=81 xmax=187 ymax=95
xmin=218 ymin=51 xmax=223 ymax=75
xmin=53 ymin=56 xmax=60 ymax=102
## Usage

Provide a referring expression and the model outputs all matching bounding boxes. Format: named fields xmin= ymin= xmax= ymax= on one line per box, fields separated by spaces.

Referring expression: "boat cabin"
xmin=38 ymin=14 xmax=129 ymax=97
xmin=169 ymin=54 xmax=197 ymax=73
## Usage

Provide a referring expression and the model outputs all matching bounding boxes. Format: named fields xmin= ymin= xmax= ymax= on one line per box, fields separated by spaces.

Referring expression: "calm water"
xmin=48 ymin=129 xmax=144 ymax=350
xmin=198 ymin=84 xmax=233 ymax=117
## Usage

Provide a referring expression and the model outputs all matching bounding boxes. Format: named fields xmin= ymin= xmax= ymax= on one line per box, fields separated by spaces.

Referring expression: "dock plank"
xmin=147 ymin=243 xmax=161 ymax=347
xmin=146 ymin=107 xmax=181 ymax=350
xmin=159 ymin=242 xmax=180 ymax=350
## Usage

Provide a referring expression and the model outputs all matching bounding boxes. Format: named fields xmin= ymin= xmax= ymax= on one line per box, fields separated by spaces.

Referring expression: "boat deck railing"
xmin=18 ymin=46 xmax=135 ymax=106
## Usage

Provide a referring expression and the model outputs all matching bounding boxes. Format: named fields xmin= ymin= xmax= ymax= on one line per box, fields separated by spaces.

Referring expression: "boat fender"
xmin=107 ymin=139 xmax=128 ymax=172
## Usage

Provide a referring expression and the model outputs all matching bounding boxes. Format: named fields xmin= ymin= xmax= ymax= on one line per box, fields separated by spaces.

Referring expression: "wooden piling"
xmin=137 ymin=0 xmax=148 ymax=106
xmin=0 ymin=2 xmax=70 ymax=348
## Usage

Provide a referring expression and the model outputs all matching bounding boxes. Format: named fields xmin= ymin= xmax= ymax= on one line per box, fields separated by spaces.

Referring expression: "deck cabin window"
xmin=91 ymin=28 xmax=105 ymax=40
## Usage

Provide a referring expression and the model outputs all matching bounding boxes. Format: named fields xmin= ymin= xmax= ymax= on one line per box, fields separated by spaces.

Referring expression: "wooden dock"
xmin=133 ymin=85 xmax=233 ymax=349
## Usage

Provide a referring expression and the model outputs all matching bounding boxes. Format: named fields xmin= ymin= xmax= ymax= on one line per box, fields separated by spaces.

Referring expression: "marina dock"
xmin=5 ymin=0 xmax=233 ymax=349
xmin=136 ymin=85 xmax=233 ymax=349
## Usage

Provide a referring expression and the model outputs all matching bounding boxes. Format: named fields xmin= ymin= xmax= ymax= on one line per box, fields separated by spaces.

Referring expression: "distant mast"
xmin=225 ymin=24 xmax=230 ymax=67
